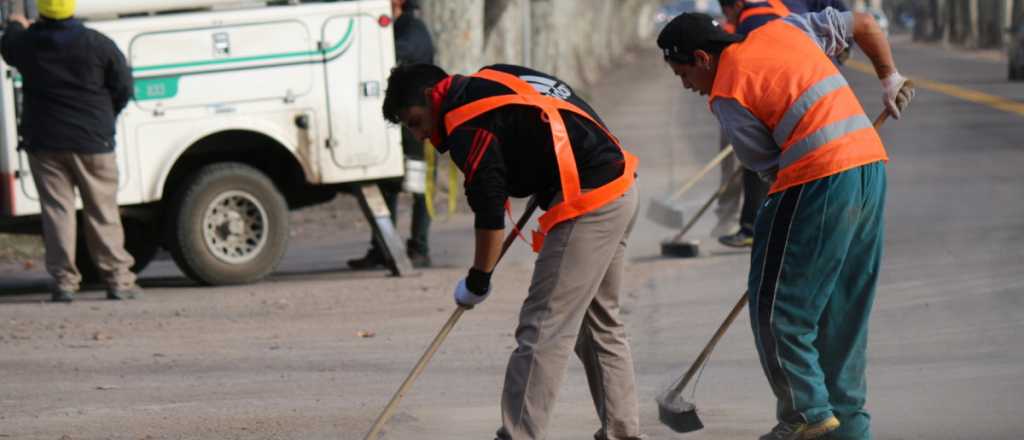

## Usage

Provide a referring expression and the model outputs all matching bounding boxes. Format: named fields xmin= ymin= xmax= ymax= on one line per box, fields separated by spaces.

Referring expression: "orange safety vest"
xmin=710 ymin=19 xmax=887 ymax=194
xmin=738 ymin=0 xmax=791 ymax=23
xmin=442 ymin=69 xmax=639 ymax=252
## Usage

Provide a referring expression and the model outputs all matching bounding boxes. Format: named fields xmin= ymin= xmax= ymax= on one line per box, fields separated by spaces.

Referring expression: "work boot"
xmin=718 ymin=228 xmax=754 ymax=248
xmin=406 ymin=240 xmax=431 ymax=268
xmin=347 ymin=247 xmax=386 ymax=270
xmin=759 ymin=416 xmax=840 ymax=440
xmin=107 ymin=285 xmax=144 ymax=300
xmin=50 ymin=287 xmax=76 ymax=303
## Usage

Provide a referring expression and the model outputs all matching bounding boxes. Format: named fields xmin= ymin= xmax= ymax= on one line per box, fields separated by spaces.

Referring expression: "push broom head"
xmin=656 ymin=391 xmax=704 ymax=433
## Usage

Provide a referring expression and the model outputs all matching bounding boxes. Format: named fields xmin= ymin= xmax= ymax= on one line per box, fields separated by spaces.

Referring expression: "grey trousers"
xmin=28 ymin=151 xmax=136 ymax=291
xmin=497 ymin=186 xmax=643 ymax=440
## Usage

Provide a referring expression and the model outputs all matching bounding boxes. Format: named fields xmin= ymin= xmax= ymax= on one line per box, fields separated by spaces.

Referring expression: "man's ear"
xmin=694 ymin=50 xmax=714 ymax=70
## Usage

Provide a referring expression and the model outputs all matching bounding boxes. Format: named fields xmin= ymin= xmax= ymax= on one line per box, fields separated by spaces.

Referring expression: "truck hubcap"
xmin=203 ymin=190 xmax=268 ymax=264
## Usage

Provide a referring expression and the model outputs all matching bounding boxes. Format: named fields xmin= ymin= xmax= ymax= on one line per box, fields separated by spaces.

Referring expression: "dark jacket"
xmin=394 ymin=13 xmax=435 ymax=159
xmin=435 ymin=64 xmax=626 ymax=229
xmin=394 ymin=13 xmax=434 ymax=66
xmin=1 ymin=18 xmax=132 ymax=153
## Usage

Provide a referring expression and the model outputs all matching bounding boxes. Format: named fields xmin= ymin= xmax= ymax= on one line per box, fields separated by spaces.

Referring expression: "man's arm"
xmin=851 ymin=12 xmax=895 ymax=79
xmin=712 ymin=98 xmax=781 ymax=181
xmin=448 ymin=126 xmax=508 ymax=271
xmin=473 ymin=229 xmax=504 ymax=272
xmin=446 ymin=125 xmax=509 ymax=306
xmin=1 ymin=18 xmax=30 ymax=66
xmin=104 ymin=38 xmax=134 ymax=114
xmin=788 ymin=8 xmax=913 ymax=117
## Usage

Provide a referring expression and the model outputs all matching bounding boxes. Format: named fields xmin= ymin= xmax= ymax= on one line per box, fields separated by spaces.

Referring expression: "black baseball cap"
xmin=657 ymin=13 xmax=744 ymax=64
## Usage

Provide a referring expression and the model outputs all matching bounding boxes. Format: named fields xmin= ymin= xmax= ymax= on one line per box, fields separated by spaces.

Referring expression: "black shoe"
xmin=408 ymin=250 xmax=432 ymax=268
xmin=347 ymin=247 xmax=386 ymax=270
xmin=107 ymin=285 xmax=144 ymax=300
xmin=718 ymin=228 xmax=754 ymax=248
xmin=51 ymin=288 xmax=76 ymax=303
xmin=406 ymin=239 xmax=432 ymax=268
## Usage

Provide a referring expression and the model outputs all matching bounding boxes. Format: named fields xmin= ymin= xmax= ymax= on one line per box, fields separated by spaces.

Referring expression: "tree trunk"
xmin=966 ymin=0 xmax=980 ymax=47
xmin=420 ymin=0 xmax=484 ymax=75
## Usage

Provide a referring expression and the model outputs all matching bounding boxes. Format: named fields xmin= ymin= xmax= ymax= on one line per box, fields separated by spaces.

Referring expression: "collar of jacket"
xmin=428 ymin=75 xmax=454 ymax=149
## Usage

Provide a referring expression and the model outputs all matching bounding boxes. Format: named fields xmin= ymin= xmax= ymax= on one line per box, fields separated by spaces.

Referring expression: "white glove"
xmin=453 ymin=278 xmax=491 ymax=308
xmin=881 ymin=72 xmax=915 ymax=120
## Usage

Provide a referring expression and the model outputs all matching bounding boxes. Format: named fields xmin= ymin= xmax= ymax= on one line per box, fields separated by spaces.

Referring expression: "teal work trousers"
xmin=748 ymin=162 xmax=886 ymax=440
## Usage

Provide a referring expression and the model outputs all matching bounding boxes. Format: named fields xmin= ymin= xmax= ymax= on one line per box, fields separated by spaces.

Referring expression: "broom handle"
xmin=669 ymin=167 xmax=743 ymax=243
xmin=668 ymin=291 xmax=749 ymax=396
xmin=667 ymin=145 xmax=734 ymax=201
xmin=363 ymin=197 xmax=539 ymax=440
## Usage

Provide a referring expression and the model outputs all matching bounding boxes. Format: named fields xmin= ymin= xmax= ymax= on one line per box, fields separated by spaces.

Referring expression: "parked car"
xmin=1009 ymin=23 xmax=1024 ymax=81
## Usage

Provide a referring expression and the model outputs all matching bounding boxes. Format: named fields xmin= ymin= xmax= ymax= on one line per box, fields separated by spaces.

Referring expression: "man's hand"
xmin=8 ymin=13 xmax=32 ymax=28
xmin=881 ymin=72 xmax=915 ymax=119
xmin=453 ymin=268 xmax=492 ymax=308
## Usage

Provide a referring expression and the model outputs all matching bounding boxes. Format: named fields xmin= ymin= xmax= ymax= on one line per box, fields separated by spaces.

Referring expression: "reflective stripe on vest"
xmin=710 ymin=19 xmax=886 ymax=194
xmin=442 ymin=69 xmax=639 ymax=251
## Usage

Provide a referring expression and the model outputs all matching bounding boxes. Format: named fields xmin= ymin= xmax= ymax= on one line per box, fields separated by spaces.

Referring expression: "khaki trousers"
xmin=497 ymin=186 xmax=643 ymax=440
xmin=28 ymin=151 xmax=136 ymax=291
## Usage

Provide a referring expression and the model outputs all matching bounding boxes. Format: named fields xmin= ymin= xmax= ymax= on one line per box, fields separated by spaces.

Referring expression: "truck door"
xmin=321 ymin=10 xmax=395 ymax=169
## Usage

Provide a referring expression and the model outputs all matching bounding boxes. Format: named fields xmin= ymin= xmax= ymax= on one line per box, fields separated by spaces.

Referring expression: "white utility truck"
xmin=0 ymin=0 xmax=409 ymax=284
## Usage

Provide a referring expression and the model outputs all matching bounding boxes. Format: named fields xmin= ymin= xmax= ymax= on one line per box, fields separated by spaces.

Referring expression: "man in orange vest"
xmin=713 ymin=0 xmax=851 ymax=248
xmin=382 ymin=63 xmax=643 ymax=440
xmin=658 ymin=9 xmax=913 ymax=440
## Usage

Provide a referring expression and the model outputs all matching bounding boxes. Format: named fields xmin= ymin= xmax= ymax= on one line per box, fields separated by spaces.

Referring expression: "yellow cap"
xmin=36 ymin=0 xmax=76 ymax=20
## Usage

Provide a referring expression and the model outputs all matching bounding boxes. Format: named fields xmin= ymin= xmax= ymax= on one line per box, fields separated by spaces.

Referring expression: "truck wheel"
xmin=166 ymin=163 xmax=289 ymax=285
xmin=76 ymin=218 xmax=160 ymax=284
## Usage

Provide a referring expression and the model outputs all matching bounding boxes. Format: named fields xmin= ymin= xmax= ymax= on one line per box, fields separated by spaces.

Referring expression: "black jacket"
xmin=437 ymin=64 xmax=627 ymax=229
xmin=1 ymin=18 xmax=132 ymax=153
xmin=394 ymin=13 xmax=435 ymax=159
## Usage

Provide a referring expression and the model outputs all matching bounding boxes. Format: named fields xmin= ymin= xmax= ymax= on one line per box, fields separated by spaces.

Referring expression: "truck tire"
xmin=76 ymin=217 xmax=160 ymax=284
xmin=165 ymin=163 xmax=289 ymax=285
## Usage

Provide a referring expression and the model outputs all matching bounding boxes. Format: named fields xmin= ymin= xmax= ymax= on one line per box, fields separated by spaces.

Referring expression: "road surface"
xmin=1 ymin=36 xmax=1022 ymax=439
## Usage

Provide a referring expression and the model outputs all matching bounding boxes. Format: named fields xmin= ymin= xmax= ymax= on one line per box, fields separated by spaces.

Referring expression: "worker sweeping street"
xmin=658 ymin=8 xmax=913 ymax=440
xmin=381 ymin=63 xmax=643 ymax=440
xmin=712 ymin=0 xmax=851 ymax=248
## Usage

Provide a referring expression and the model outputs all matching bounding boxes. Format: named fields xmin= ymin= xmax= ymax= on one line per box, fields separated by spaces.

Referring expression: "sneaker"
xmin=107 ymin=285 xmax=144 ymax=300
xmin=347 ymin=247 xmax=386 ymax=270
xmin=718 ymin=228 xmax=754 ymax=248
xmin=51 ymin=287 xmax=76 ymax=303
xmin=759 ymin=416 xmax=840 ymax=440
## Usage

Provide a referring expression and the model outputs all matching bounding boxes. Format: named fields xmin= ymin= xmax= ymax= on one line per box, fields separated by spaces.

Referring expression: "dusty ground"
xmin=2 ymin=39 xmax=1023 ymax=440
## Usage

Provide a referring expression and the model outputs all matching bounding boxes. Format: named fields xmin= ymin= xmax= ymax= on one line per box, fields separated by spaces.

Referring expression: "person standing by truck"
xmin=348 ymin=0 xmax=437 ymax=269
xmin=1 ymin=0 xmax=141 ymax=302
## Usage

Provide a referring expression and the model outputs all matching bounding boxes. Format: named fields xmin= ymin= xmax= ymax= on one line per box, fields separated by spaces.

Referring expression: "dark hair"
xmin=717 ymin=0 xmax=742 ymax=9
xmin=382 ymin=63 xmax=449 ymax=124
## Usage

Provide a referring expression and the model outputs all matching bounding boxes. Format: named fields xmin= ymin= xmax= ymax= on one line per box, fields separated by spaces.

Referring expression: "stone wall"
xmin=419 ymin=0 xmax=661 ymax=91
